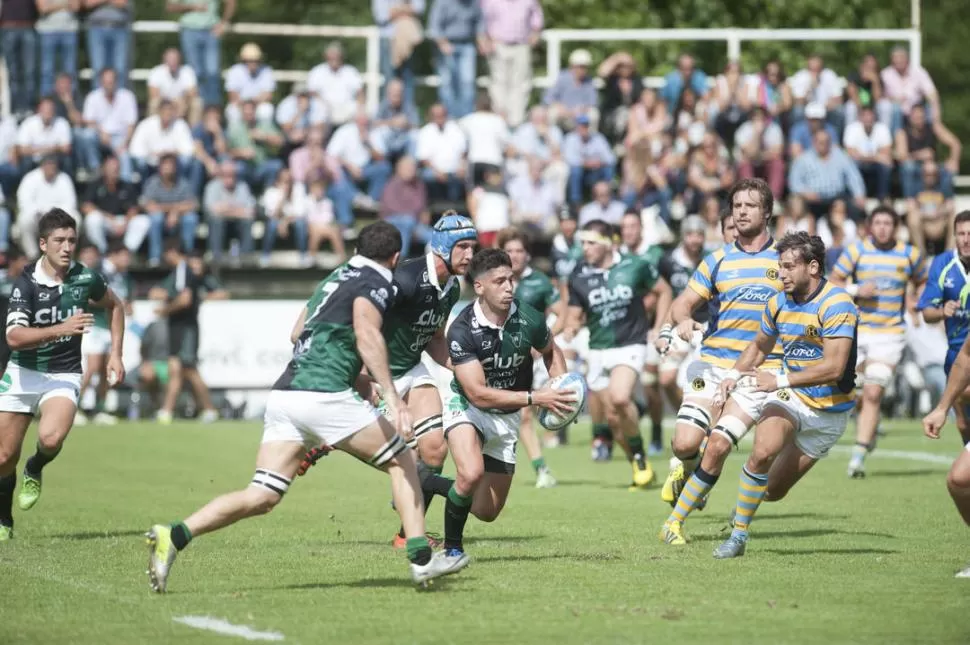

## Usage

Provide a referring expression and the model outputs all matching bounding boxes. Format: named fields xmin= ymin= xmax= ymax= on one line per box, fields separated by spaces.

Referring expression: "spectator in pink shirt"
xmin=881 ymin=46 xmax=940 ymax=123
xmin=480 ymin=0 xmax=543 ymax=128
xmin=288 ymin=125 xmax=356 ymax=227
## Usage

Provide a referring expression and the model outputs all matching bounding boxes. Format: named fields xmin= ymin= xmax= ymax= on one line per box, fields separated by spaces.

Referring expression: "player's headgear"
xmin=430 ymin=211 xmax=478 ymax=272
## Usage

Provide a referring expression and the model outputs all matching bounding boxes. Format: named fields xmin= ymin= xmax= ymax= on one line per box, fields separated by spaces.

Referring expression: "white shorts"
xmin=645 ymin=335 xmax=691 ymax=373
xmin=586 ymin=344 xmax=648 ymax=391
xmin=443 ymin=396 xmax=520 ymax=471
xmin=533 ymin=359 xmax=550 ymax=389
xmin=682 ymin=359 xmax=770 ymax=422
xmin=856 ymin=332 xmax=905 ymax=367
xmin=762 ymin=390 xmax=849 ymax=460
xmin=83 ymin=326 xmax=112 ymax=355
xmin=0 ymin=363 xmax=82 ymax=415
xmin=261 ymin=389 xmax=380 ymax=448
xmin=393 ymin=362 xmax=437 ymax=397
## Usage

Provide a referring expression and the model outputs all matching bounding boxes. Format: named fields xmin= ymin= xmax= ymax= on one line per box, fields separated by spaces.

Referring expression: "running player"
xmin=564 ymin=219 xmax=673 ymax=489
xmin=916 ymin=210 xmax=970 ymax=446
xmin=0 ymin=209 xmax=126 ymax=540
xmin=0 ymin=246 xmax=28 ymax=374
xmin=436 ymin=248 xmax=574 ymax=568
xmin=831 ymin=206 xmax=927 ymax=478
xmin=713 ymin=232 xmax=858 ymax=558
xmin=144 ymin=222 xmax=467 ymax=590
xmin=78 ymin=241 xmax=133 ymax=425
xmin=551 ymin=205 xmax=582 ymax=296
xmin=658 ymin=178 xmax=783 ymax=545
xmin=498 ymin=228 xmax=563 ymax=488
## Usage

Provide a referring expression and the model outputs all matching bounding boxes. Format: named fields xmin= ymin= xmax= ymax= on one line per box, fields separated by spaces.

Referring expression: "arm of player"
xmin=91 ymin=288 xmax=127 ymax=385
xmin=925 ymin=334 xmax=970 ymax=438
xmin=426 ymin=328 xmax=451 ymax=369
xmin=289 ymin=307 xmax=307 ymax=345
xmin=539 ymin=333 xmax=568 ymax=379
xmin=353 ymin=297 xmax=410 ymax=436
xmin=773 ymin=336 xmax=852 ymax=390
xmin=547 ymin=298 xmax=566 ymax=337
xmin=561 ymin=305 xmax=585 ymax=341
xmin=718 ymin=328 xmax=776 ymax=402
xmin=649 ymin=277 xmax=673 ymax=337
xmin=454 ymin=359 xmax=530 ymax=410
xmin=668 ymin=287 xmax=705 ymax=341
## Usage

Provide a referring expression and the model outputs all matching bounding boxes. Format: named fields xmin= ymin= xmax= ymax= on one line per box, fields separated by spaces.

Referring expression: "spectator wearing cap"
xmin=16 ymin=96 xmax=72 ymax=175
xmin=790 ymin=53 xmax=844 ymax=135
xmin=84 ymin=0 xmax=132 ymax=88
xmin=228 ymin=100 xmax=285 ymax=193
xmin=459 ymin=94 xmax=510 ymax=187
xmin=148 ymin=47 xmax=202 ymax=125
xmin=844 ymin=54 xmax=895 ymax=132
xmin=203 ymin=159 xmax=256 ymax=265
xmin=77 ymin=67 xmax=138 ymax=179
xmin=735 ymin=105 xmax=785 ymax=202
xmin=129 ymin=99 xmax=201 ymax=193
xmin=307 ymin=42 xmax=364 ymax=127
xmin=427 ymin=0 xmax=486 ymax=120
xmin=562 ymin=113 xmax=615 ymax=204
xmin=17 ymin=153 xmax=79 ymax=257
xmin=544 ymin=49 xmax=599 ymax=131
xmin=480 ymin=0 xmax=543 ymax=128
xmin=168 ymin=0 xmax=236 ymax=107
xmin=597 ymin=52 xmax=644 ymax=145
xmin=0 ymin=0 xmax=39 ymax=115
xmin=288 ymin=125 xmax=355 ymax=228
xmin=327 ymin=108 xmax=392 ymax=208
xmin=508 ymin=157 xmax=559 ymax=240
xmin=225 ymin=43 xmax=276 ymax=124
xmin=881 ymin=46 xmax=940 ymax=123
xmin=372 ymin=0 xmax=424 ymax=112
xmin=788 ymin=102 xmax=838 ymax=159
xmin=843 ymin=104 xmax=893 ymax=201
xmin=415 ymin=102 xmax=467 ymax=202
xmin=380 ymin=156 xmax=430 ymax=257
xmin=661 ymin=54 xmax=709 ymax=110
xmin=276 ymin=82 xmax=329 ymax=153
xmin=373 ymin=78 xmax=420 ymax=160
xmin=82 ymin=154 xmax=148 ymax=253
xmin=788 ymin=128 xmax=866 ymax=220
xmin=36 ymin=0 xmax=80 ymax=98
xmin=142 ymin=153 xmax=200 ymax=266
xmin=578 ymin=180 xmax=625 ymax=227
xmin=895 ymin=103 xmax=961 ymax=199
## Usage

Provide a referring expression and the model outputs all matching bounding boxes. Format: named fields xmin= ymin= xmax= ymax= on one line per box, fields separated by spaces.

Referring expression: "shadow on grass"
xmin=545 ymin=479 xmax=604 ymax=487
xmin=765 ymin=547 xmax=899 ymax=556
xmin=865 ymin=469 xmax=940 ymax=478
xmin=475 ymin=552 xmax=618 ymax=564
xmin=350 ymin=534 xmax=545 ymax=547
xmin=282 ymin=576 xmax=466 ymax=591
xmin=46 ymin=529 xmax=146 ymax=541
xmin=692 ymin=527 xmax=896 ymax=542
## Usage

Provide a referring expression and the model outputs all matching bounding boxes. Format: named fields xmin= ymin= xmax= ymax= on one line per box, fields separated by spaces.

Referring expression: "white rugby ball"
xmin=537 ymin=371 xmax=587 ymax=431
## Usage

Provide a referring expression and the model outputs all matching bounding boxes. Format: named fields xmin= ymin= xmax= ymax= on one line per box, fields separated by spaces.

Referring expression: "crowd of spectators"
xmin=0 ymin=0 xmax=962 ymax=270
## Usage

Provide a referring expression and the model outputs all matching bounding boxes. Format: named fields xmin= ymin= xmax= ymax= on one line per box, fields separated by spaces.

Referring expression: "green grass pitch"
xmin=2 ymin=418 xmax=968 ymax=644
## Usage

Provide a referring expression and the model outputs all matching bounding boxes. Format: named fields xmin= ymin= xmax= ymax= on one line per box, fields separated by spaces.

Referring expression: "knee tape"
xmin=863 ymin=362 xmax=894 ymax=388
xmin=369 ymin=434 xmax=408 ymax=468
xmin=641 ymin=370 xmax=658 ymax=386
xmin=250 ymin=469 xmax=292 ymax=496
xmin=676 ymin=402 xmax=711 ymax=433
xmin=710 ymin=415 xmax=751 ymax=447
xmin=407 ymin=414 xmax=443 ymax=450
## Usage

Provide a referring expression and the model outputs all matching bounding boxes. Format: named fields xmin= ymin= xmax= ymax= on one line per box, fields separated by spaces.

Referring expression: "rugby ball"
xmin=537 ymin=371 xmax=587 ymax=431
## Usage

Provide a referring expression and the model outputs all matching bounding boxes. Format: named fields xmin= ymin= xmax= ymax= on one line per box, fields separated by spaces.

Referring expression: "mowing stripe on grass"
xmin=831 ymin=446 xmax=954 ymax=466
xmin=173 ymin=616 xmax=285 ymax=642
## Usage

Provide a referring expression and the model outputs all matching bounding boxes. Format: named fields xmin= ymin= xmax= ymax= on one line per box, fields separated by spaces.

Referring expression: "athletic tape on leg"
xmin=250 ymin=469 xmax=292 ymax=496
xmin=370 ymin=435 xmax=408 ymax=468
xmin=413 ymin=415 xmax=443 ymax=439
xmin=676 ymin=402 xmax=711 ymax=433
xmin=710 ymin=416 xmax=751 ymax=447
xmin=863 ymin=363 xmax=894 ymax=388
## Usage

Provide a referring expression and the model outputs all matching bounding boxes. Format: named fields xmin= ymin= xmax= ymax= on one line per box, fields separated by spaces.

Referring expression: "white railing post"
xmin=0 ymin=58 xmax=8 ymax=118
xmin=365 ymin=26 xmax=381 ymax=113
xmin=727 ymin=30 xmax=741 ymax=61
xmin=909 ymin=29 xmax=922 ymax=70
xmin=545 ymin=32 xmax=561 ymax=86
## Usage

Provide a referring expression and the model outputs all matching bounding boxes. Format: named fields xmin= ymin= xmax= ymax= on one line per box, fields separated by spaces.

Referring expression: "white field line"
xmin=830 ymin=445 xmax=954 ymax=466
xmin=172 ymin=616 xmax=285 ymax=642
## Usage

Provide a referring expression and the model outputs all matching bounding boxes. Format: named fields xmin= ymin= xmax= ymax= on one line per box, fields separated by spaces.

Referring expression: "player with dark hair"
xmin=0 ymin=208 xmax=127 ymax=540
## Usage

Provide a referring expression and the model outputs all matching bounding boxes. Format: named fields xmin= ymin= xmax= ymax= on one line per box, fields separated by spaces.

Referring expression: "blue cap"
xmin=576 ymin=114 xmax=591 ymax=126
xmin=430 ymin=212 xmax=478 ymax=271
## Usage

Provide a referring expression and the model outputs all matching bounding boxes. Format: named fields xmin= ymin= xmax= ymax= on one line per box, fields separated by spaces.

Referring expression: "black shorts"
xmin=168 ymin=322 xmax=200 ymax=368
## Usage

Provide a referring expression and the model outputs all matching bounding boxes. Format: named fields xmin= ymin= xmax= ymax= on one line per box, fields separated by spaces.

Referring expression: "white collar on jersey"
xmin=349 ymin=254 xmax=393 ymax=283
xmin=585 ymin=251 xmax=623 ymax=274
xmin=32 ymin=259 xmax=76 ymax=287
xmin=425 ymin=252 xmax=456 ymax=295
xmin=473 ymin=298 xmax=517 ymax=331
xmin=520 ymin=266 xmax=534 ymax=279
xmin=671 ymin=245 xmax=696 ymax=270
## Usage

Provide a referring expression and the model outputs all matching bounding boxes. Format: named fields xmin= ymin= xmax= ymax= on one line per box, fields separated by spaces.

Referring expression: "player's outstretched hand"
xmin=57 ymin=312 xmax=95 ymax=336
xmin=922 ymin=407 xmax=947 ymax=439
xmin=675 ymin=320 xmax=703 ymax=343
xmin=106 ymin=353 xmax=125 ymax=387
xmin=533 ymin=386 xmax=577 ymax=418
xmin=745 ymin=369 xmax=778 ymax=393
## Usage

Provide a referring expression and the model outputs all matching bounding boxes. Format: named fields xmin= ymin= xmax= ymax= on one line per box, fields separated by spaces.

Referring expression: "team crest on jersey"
xmin=691 ymin=377 xmax=705 ymax=391
xmin=806 ymin=325 xmax=820 ymax=338
xmin=766 ymin=268 xmax=779 ymax=280
xmin=777 ymin=389 xmax=791 ymax=401
xmin=71 ymin=287 xmax=83 ymax=300
xmin=39 ymin=292 xmax=50 ymax=301
xmin=11 ymin=288 xmax=20 ymax=300
xmin=509 ymin=332 xmax=522 ymax=348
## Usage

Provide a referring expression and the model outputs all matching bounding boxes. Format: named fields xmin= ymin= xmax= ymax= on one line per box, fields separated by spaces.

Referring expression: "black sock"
xmin=25 ymin=442 xmax=61 ymax=478
xmin=651 ymin=419 xmax=663 ymax=446
xmin=427 ymin=473 xmax=455 ymax=497
xmin=443 ymin=485 xmax=473 ymax=551
xmin=170 ymin=522 xmax=192 ymax=551
xmin=416 ymin=459 xmax=441 ymax=515
xmin=634 ymin=399 xmax=648 ymax=419
xmin=0 ymin=474 xmax=14 ymax=527
xmin=628 ymin=434 xmax=645 ymax=458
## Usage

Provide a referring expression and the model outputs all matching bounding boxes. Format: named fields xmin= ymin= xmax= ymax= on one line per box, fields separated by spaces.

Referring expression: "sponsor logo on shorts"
xmin=777 ymin=389 xmax=791 ymax=401
xmin=766 ymin=268 xmax=779 ymax=280
xmin=806 ymin=325 xmax=820 ymax=338
xmin=0 ymin=373 xmax=11 ymax=393
xmin=691 ymin=377 xmax=705 ymax=391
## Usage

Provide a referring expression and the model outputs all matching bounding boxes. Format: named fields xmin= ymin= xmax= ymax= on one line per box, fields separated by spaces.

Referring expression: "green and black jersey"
xmin=93 ymin=259 xmax=133 ymax=329
xmin=274 ymin=255 xmax=395 ymax=393
xmin=161 ymin=261 xmax=223 ymax=327
xmin=447 ymin=299 xmax=551 ymax=413
xmin=384 ymin=254 xmax=460 ymax=378
xmin=514 ymin=266 xmax=559 ymax=314
xmin=567 ymin=251 xmax=659 ymax=349
xmin=6 ymin=261 xmax=108 ymax=373
xmin=551 ymin=234 xmax=583 ymax=281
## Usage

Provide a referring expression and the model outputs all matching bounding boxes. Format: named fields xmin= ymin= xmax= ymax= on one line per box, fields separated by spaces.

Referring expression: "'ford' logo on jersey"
xmin=734 ymin=285 xmax=775 ymax=303
xmin=788 ymin=343 xmax=822 ymax=360
xmin=34 ymin=305 xmax=81 ymax=325
xmin=589 ymin=284 xmax=633 ymax=306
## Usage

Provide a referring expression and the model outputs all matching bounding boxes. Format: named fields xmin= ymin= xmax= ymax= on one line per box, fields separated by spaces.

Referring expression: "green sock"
xmin=628 ymin=434 xmax=645 ymax=457
xmin=592 ymin=423 xmax=611 ymax=442
xmin=170 ymin=522 xmax=192 ymax=551
xmin=444 ymin=484 xmax=474 ymax=551
xmin=531 ymin=457 xmax=546 ymax=474
xmin=406 ymin=536 xmax=432 ymax=565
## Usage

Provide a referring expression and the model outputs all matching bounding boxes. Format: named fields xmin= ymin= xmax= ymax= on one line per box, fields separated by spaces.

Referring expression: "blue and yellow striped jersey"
xmin=915 ymin=250 xmax=970 ymax=364
xmin=761 ymin=281 xmax=859 ymax=412
xmin=687 ymin=239 xmax=784 ymax=369
xmin=831 ymin=239 xmax=927 ymax=335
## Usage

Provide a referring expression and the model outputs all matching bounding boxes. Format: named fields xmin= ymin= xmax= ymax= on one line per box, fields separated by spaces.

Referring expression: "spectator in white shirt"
xmin=129 ymin=99 xmax=203 ymax=194
xmin=459 ymin=94 xmax=509 ymax=185
xmin=16 ymin=154 xmax=79 ymax=257
xmin=81 ymin=154 xmax=149 ymax=254
xmin=789 ymin=53 xmax=844 ymax=134
xmin=16 ymin=96 xmax=72 ymax=174
xmin=276 ymin=82 xmax=328 ymax=152
xmin=148 ymin=47 xmax=201 ymax=125
xmin=77 ymin=67 xmax=138 ymax=179
xmin=467 ymin=166 xmax=510 ymax=248
xmin=508 ymin=104 xmax=568 ymax=200
xmin=843 ymin=104 xmax=893 ymax=201
xmin=224 ymin=42 xmax=275 ymax=124
xmin=416 ymin=102 xmax=467 ymax=201
xmin=578 ymin=180 xmax=625 ymax=226
xmin=260 ymin=167 xmax=311 ymax=267
xmin=508 ymin=157 xmax=559 ymax=239
xmin=326 ymin=108 xmax=392 ymax=206
xmin=307 ymin=41 xmax=363 ymax=126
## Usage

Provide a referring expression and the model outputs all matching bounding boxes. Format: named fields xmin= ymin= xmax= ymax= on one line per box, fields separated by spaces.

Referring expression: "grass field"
xmin=2 ymin=417 xmax=969 ymax=645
